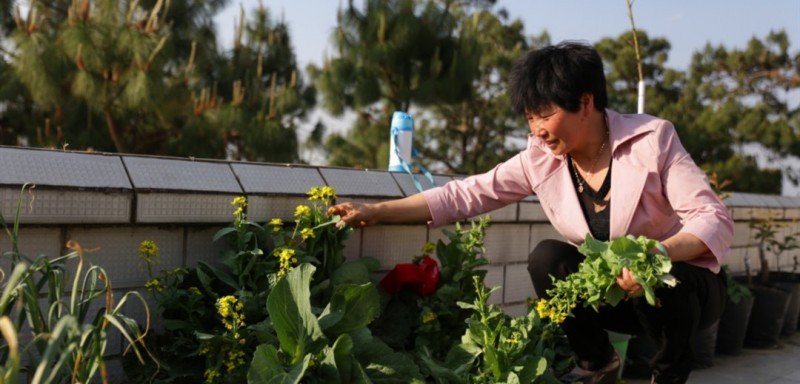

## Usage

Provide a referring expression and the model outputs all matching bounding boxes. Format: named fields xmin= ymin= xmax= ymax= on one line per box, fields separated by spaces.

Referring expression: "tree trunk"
xmin=104 ymin=108 xmax=125 ymax=153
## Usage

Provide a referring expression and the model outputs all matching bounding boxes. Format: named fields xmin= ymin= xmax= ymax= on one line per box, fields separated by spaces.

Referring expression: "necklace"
xmin=570 ymin=135 xmax=608 ymax=194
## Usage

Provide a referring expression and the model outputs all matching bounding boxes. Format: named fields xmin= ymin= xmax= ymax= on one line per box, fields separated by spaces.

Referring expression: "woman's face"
xmin=526 ymin=105 xmax=585 ymax=156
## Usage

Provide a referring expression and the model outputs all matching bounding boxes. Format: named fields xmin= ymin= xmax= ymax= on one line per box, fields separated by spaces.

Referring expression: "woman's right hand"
xmin=328 ymin=201 xmax=376 ymax=229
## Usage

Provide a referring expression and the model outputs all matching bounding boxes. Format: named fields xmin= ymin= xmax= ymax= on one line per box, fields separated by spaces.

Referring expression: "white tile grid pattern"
xmin=186 ymin=226 xmax=230 ymax=267
xmin=428 ymin=224 xmax=458 ymax=246
xmin=361 ymin=226 xmax=428 ymax=270
xmin=0 ymin=227 xmax=62 ymax=274
xmin=785 ymin=207 xmax=800 ymax=220
xmin=66 ymin=227 xmax=184 ymax=289
xmin=731 ymin=221 xmax=754 ymax=248
xmin=482 ymin=264 xmax=505 ymax=305
xmin=319 ymin=168 xmax=404 ymax=197
xmin=0 ymin=188 xmax=132 ymax=224
xmin=0 ymin=148 xmax=131 ymax=188
xmin=136 ymin=193 xmax=238 ymax=223
xmin=123 ymin=156 xmax=241 ymax=193
xmin=231 ymin=163 xmax=325 ymax=194
xmin=529 ymin=225 xmax=565 ymax=252
xmin=500 ymin=303 xmax=529 ymax=318
xmin=470 ymin=203 xmax=517 ymax=223
xmin=725 ymin=246 xmax=758 ymax=273
xmin=390 ymin=173 xmax=452 ymax=196
xmin=503 ymin=262 xmax=535 ymax=304
xmin=342 ymin=228 xmax=362 ymax=262
xmin=730 ymin=206 xmax=754 ymax=221
xmin=519 ymin=201 xmax=549 ymax=222
xmin=482 ymin=224 xmax=531 ymax=264
xmin=248 ymin=195 xmax=315 ymax=222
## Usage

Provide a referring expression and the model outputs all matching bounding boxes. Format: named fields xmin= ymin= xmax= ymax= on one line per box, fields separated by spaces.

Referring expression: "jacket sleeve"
xmin=422 ymin=151 xmax=534 ymax=228
xmin=656 ymin=121 xmax=734 ymax=269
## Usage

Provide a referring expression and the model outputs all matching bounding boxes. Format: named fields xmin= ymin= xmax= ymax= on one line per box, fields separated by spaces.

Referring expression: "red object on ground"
xmin=379 ymin=256 xmax=440 ymax=296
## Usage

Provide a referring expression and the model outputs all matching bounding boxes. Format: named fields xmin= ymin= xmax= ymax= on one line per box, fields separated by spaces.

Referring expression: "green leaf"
xmin=319 ymin=283 xmax=380 ymax=335
xmin=247 ymin=344 xmax=309 ymax=384
xmin=196 ymin=262 xmax=238 ymax=291
xmin=212 ymin=227 xmax=237 ymax=242
xmin=331 ymin=260 xmax=372 ymax=285
xmin=267 ymin=263 xmax=326 ymax=364
xmin=318 ymin=334 xmax=355 ymax=383
xmin=350 ymin=328 xmax=425 ymax=383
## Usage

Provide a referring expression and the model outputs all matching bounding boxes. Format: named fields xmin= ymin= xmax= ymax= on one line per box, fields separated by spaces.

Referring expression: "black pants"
xmin=528 ymin=239 xmax=727 ymax=383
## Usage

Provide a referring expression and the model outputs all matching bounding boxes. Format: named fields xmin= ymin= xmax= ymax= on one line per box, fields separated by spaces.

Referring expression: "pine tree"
xmin=307 ymin=0 xmax=485 ymax=169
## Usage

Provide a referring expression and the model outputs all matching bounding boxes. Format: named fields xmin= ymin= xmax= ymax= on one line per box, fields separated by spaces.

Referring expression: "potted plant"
xmin=742 ymin=215 xmax=792 ymax=348
xmin=715 ymin=266 xmax=754 ymax=355
xmin=769 ymin=232 xmax=800 ymax=335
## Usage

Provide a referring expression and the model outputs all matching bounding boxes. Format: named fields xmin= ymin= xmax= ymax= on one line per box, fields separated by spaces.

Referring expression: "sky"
xmin=214 ymin=0 xmax=800 ymax=70
xmin=213 ymin=0 xmax=800 ymax=195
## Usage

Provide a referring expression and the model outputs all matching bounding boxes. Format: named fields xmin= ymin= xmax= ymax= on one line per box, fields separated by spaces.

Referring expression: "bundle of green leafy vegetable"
xmin=535 ymin=234 xmax=677 ymax=324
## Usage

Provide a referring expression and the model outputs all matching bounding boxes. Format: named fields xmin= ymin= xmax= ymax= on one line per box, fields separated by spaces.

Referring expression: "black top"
xmin=567 ymin=158 xmax=611 ymax=241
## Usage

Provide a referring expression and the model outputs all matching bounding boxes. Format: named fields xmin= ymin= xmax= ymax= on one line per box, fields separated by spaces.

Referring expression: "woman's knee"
xmin=528 ymin=239 xmax=581 ymax=294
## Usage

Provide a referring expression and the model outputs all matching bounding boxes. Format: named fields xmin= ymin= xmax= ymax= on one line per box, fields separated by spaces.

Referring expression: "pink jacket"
xmin=423 ymin=110 xmax=733 ymax=273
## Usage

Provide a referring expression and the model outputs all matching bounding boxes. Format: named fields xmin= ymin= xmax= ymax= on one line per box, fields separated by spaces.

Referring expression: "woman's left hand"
xmin=616 ymin=267 xmax=642 ymax=296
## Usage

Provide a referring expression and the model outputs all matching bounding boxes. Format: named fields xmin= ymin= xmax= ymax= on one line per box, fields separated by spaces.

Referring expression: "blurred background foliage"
xmin=0 ymin=0 xmax=796 ymax=194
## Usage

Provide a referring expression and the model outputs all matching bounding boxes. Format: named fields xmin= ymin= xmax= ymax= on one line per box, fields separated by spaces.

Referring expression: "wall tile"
xmin=0 ymin=188 xmax=132 ymax=224
xmin=136 ymin=193 xmax=238 ymax=223
xmin=503 ymin=262 xmax=534 ymax=304
xmin=483 ymin=224 xmax=531 ymax=264
xmin=123 ymin=156 xmax=241 ymax=193
xmin=231 ymin=163 xmax=325 ymax=194
xmin=361 ymin=225 xmax=427 ymax=270
xmin=471 ymin=203 xmax=517 ymax=223
xmin=482 ymin=264 xmax=504 ymax=305
xmin=319 ymin=168 xmax=403 ymax=198
xmin=391 ymin=173 xmax=452 ymax=196
xmin=0 ymin=227 xmax=62 ymax=297
xmin=501 ymin=303 xmax=529 ymax=318
xmin=732 ymin=222 xmax=754 ymax=248
xmin=66 ymin=227 xmax=184 ymax=289
xmin=529 ymin=225 xmax=565 ymax=252
xmin=0 ymin=147 xmax=130 ymax=189
xmin=519 ymin=201 xmax=549 ymax=222
xmin=248 ymin=195 xmax=312 ymax=222
xmin=186 ymin=226 xmax=230 ymax=267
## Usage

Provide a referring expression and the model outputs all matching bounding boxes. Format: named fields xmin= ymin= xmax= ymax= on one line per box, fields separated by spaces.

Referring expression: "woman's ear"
xmin=581 ymin=93 xmax=595 ymax=115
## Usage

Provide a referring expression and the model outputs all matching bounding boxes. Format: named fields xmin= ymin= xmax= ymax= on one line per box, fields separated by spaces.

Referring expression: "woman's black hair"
xmin=508 ymin=41 xmax=608 ymax=115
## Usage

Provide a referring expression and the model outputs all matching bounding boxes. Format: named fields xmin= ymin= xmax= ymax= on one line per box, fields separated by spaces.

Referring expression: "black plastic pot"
xmin=715 ymin=295 xmax=754 ymax=355
xmin=743 ymin=284 xmax=791 ymax=348
xmin=769 ymin=272 xmax=800 ymax=336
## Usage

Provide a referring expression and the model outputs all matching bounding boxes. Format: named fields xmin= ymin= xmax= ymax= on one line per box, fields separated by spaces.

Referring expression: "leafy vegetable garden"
xmin=0 ymin=186 xmax=678 ymax=383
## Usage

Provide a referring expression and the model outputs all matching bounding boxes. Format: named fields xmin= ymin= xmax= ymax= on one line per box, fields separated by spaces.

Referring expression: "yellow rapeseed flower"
xmin=294 ymin=205 xmax=311 ymax=217
xmin=273 ymin=247 xmax=296 ymax=277
xmin=144 ymin=278 xmax=163 ymax=292
xmin=138 ymin=240 xmax=160 ymax=265
xmin=268 ymin=218 xmax=283 ymax=232
xmin=231 ymin=196 xmax=247 ymax=206
xmin=301 ymin=228 xmax=315 ymax=240
xmin=422 ymin=312 xmax=437 ymax=323
xmin=204 ymin=368 xmax=220 ymax=383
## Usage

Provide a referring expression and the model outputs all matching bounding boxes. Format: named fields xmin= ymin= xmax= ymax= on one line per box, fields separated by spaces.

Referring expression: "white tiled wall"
xmin=0 ymin=148 xmax=797 ymax=328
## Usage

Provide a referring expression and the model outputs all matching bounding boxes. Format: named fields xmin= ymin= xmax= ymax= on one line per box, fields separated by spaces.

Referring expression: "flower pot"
xmin=715 ymin=294 xmax=754 ymax=355
xmin=743 ymin=284 xmax=791 ymax=348
xmin=769 ymin=271 xmax=800 ymax=336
